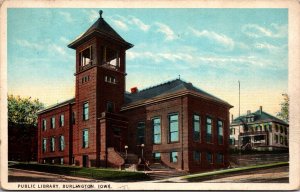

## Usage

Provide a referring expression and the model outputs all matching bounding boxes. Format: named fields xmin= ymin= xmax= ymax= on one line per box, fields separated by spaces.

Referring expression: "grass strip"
xmin=182 ymin=161 xmax=288 ymax=181
xmin=9 ymin=163 xmax=150 ymax=182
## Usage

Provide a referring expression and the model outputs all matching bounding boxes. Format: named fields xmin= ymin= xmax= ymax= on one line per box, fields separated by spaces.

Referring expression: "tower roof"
xmin=68 ymin=10 xmax=133 ymax=49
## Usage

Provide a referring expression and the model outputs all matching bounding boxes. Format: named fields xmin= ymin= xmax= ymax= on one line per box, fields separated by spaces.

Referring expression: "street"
xmin=8 ymin=168 xmax=101 ymax=182
xmin=8 ymin=165 xmax=288 ymax=183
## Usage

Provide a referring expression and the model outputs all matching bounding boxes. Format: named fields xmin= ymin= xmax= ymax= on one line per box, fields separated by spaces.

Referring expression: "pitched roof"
xmin=124 ymin=79 xmax=232 ymax=108
xmin=232 ymin=110 xmax=288 ymax=126
xmin=37 ymin=98 xmax=75 ymax=115
xmin=68 ymin=11 xmax=133 ymax=49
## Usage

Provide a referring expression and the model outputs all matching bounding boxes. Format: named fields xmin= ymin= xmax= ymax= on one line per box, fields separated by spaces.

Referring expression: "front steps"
xmin=145 ymin=163 xmax=187 ymax=180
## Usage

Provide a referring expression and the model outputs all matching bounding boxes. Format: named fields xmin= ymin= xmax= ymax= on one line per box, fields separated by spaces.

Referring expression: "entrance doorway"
xmin=82 ymin=155 xmax=89 ymax=167
xmin=112 ymin=127 xmax=122 ymax=152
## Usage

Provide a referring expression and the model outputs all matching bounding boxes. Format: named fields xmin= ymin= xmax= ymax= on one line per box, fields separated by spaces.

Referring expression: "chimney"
xmin=130 ymin=87 xmax=138 ymax=94
xmin=260 ymin=106 xmax=262 ymax=114
xmin=247 ymin=110 xmax=251 ymax=115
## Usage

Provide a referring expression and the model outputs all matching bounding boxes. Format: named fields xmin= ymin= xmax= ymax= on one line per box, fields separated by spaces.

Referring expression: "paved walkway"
xmin=202 ymin=166 xmax=289 ymax=183
xmin=148 ymin=165 xmax=289 ymax=183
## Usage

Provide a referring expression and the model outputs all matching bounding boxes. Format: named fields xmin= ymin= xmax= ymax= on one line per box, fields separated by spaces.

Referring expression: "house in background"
xmin=230 ymin=106 xmax=289 ymax=151
xmin=37 ymin=11 xmax=232 ymax=173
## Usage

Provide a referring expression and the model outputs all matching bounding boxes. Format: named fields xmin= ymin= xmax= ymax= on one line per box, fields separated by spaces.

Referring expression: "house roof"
xmin=124 ymin=79 xmax=232 ymax=108
xmin=37 ymin=98 xmax=75 ymax=115
xmin=68 ymin=10 xmax=133 ymax=49
xmin=231 ymin=110 xmax=288 ymax=126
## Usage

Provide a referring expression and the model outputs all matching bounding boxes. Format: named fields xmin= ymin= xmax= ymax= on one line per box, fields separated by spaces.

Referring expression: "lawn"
xmin=183 ymin=161 xmax=288 ymax=182
xmin=9 ymin=162 xmax=150 ymax=182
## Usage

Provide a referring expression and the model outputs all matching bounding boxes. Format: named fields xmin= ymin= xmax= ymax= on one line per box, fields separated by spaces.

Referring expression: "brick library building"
xmin=37 ymin=11 xmax=232 ymax=173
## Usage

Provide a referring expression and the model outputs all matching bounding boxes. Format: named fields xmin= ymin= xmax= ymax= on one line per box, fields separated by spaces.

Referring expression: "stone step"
xmin=148 ymin=163 xmax=172 ymax=171
xmin=146 ymin=170 xmax=187 ymax=180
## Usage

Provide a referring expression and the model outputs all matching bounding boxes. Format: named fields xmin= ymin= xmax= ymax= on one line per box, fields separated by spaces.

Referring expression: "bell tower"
xmin=68 ymin=10 xmax=133 ymax=167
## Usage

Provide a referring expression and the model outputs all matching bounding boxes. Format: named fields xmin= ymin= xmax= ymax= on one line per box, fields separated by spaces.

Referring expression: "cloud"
xmin=16 ymin=38 xmax=73 ymax=62
xmin=127 ymin=51 xmax=163 ymax=63
xmin=58 ymin=11 xmax=73 ymax=23
xmin=15 ymin=39 xmax=43 ymax=49
xmin=49 ymin=44 xmax=68 ymax=56
xmin=155 ymin=22 xmax=177 ymax=41
xmin=189 ymin=27 xmax=235 ymax=50
xmin=60 ymin=37 xmax=70 ymax=44
xmin=87 ymin=10 xmax=99 ymax=23
xmin=127 ymin=47 xmax=282 ymax=71
xmin=110 ymin=18 xmax=129 ymax=31
xmin=128 ymin=16 xmax=150 ymax=31
xmin=254 ymin=42 xmax=283 ymax=52
xmin=242 ymin=24 xmax=287 ymax=38
xmin=270 ymin=23 xmax=288 ymax=37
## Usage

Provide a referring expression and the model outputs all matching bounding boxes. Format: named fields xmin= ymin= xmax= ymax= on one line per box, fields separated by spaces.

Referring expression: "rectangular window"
xmin=59 ymin=114 xmax=64 ymax=127
xmin=284 ymin=137 xmax=288 ymax=146
xmin=103 ymin=47 xmax=120 ymax=69
xmin=169 ymin=114 xmax=179 ymax=142
xmin=193 ymin=115 xmax=200 ymax=141
xmin=229 ymin=138 xmax=235 ymax=145
xmin=51 ymin=117 xmax=55 ymax=129
xmin=276 ymin=125 xmax=279 ymax=132
xmin=83 ymin=102 xmax=89 ymax=120
xmin=170 ymin=151 xmax=178 ymax=163
xmin=59 ymin=135 xmax=65 ymax=151
xmin=153 ymin=152 xmax=161 ymax=160
xmin=206 ymin=117 xmax=212 ymax=143
xmin=216 ymin=153 xmax=224 ymax=164
xmin=50 ymin=137 xmax=55 ymax=152
xmin=105 ymin=76 xmax=117 ymax=84
xmin=82 ymin=129 xmax=89 ymax=148
xmin=42 ymin=138 xmax=47 ymax=153
xmin=137 ymin=122 xmax=145 ymax=144
xmin=206 ymin=152 xmax=213 ymax=164
xmin=42 ymin=119 xmax=47 ymax=131
xmin=280 ymin=126 xmax=283 ymax=133
xmin=230 ymin=128 xmax=233 ymax=135
xmin=269 ymin=124 xmax=272 ymax=132
xmin=280 ymin=136 xmax=283 ymax=144
xmin=217 ymin=120 xmax=223 ymax=145
xmin=194 ymin=151 xmax=201 ymax=162
xmin=80 ymin=46 xmax=92 ymax=66
xmin=106 ymin=102 xmax=114 ymax=113
xmin=152 ymin=118 xmax=161 ymax=144
xmin=284 ymin=127 xmax=287 ymax=135
xmin=275 ymin=134 xmax=279 ymax=143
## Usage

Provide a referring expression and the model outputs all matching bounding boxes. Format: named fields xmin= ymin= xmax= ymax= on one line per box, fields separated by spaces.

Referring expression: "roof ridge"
xmin=38 ymin=97 xmax=75 ymax=114
xmin=254 ymin=110 xmax=286 ymax=122
xmin=138 ymin=78 xmax=183 ymax=93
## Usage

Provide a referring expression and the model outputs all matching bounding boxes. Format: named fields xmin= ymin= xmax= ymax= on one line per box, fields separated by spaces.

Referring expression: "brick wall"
xmin=187 ymin=95 xmax=230 ymax=172
xmin=38 ymin=103 xmax=74 ymax=165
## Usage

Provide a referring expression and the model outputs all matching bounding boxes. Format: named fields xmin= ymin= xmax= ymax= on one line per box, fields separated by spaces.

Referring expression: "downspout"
xmin=69 ymin=103 xmax=73 ymax=165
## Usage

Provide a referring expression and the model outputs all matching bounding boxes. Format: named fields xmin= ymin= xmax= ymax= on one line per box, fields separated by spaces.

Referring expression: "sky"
xmin=7 ymin=8 xmax=288 ymax=118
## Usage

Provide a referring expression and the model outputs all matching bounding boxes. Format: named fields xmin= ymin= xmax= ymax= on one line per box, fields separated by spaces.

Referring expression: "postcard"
xmin=0 ymin=0 xmax=299 ymax=190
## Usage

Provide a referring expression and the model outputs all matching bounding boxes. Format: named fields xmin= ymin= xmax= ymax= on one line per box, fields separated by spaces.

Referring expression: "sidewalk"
xmin=146 ymin=163 xmax=289 ymax=183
